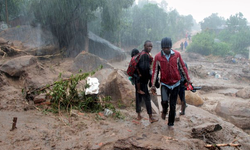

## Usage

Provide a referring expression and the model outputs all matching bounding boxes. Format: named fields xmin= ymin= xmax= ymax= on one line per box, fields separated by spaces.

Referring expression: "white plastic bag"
xmin=85 ymin=77 xmax=99 ymax=95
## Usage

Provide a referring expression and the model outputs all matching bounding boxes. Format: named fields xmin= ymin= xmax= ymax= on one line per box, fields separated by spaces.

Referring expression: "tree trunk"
xmin=119 ymin=32 xmax=121 ymax=48
xmin=5 ymin=0 xmax=8 ymax=25
xmin=84 ymin=21 xmax=89 ymax=53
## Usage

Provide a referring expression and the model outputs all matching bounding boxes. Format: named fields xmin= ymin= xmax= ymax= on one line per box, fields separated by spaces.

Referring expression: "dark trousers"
xmin=161 ymin=85 xmax=180 ymax=126
xmin=179 ymin=82 xmax=186 ymax=104
xmin=135 ymin=81 xmax=152 ymax=115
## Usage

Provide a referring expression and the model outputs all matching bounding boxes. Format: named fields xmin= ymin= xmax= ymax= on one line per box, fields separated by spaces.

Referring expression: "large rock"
xmin=93 ymin=68 xmax=114 ymax=84
xmin=215 ymin=100 xmax=250 ymax=129
xmin=75 ymin=68 xmax=115 ymax=94
xmin=88 ymin=32 xmax=126 ymax=61
xmin=0 ymin=37 xmax=8 ymax=45
xmin=70 ymin=52 xmax=113 ymax=73
xmin=66 ymin=32 xmax=126 ymax=61
xmin=242 ymin=66 xmax=250 ymax=74
xmin=0 ymin=55 xmax=37 ymax=77
xmin=178 ymin=91 xmax=204 ymax=106
xmin=22 ymin=62 xmax=64 ymax=90
xmin=236 ymin=87 xmax=250 ymax=99
xmin=187 ymin=52 xmax=205 ymax=61
xmin=0 ymin=25 xmax=58 ymax=49
xmin=101 ymin=70 xmax=135 ymax=106
xmin=0 ymin=55 xmax=60 ymax=89
xmin=188 ymin=65 xmax=208 ymax=79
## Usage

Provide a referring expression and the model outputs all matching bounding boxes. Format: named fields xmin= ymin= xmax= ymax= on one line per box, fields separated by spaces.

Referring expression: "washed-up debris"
xmin=10 ymin=117 xmax=17 ymax=131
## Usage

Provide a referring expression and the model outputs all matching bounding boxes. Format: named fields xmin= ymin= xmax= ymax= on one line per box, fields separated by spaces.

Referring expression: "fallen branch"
xmin=163 ymin=136 xmax=178 ymax=141
xmin=26 ymin=78 xmax=71 ymax=94
xmin=205 ymin=142 xmax=240 ymax=148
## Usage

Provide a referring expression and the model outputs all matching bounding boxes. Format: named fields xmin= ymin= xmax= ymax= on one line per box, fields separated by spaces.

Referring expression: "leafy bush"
xmin=213 ymin=42 xmax=231 ymax=56
xmin=187 ymin=31 xmax=214 ymax=55
xmin=227 ymin=30 xmax=250 ymax=56
xmin=48 ymin=70 xmax=121 ymax=116
xmin=187 ymin=31 xmax=231 ymax=56
xmin=49 ymin=72 xmax=90 ymax=113
xmin=198 ymin=13 xmax=250 ymax=56
xmin=25 ymin=66 xmax=124 ymax=119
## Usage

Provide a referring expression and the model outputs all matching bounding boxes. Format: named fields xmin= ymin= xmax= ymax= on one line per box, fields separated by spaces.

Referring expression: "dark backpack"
xmin=127 ymin=51 xmax=148 ymax=76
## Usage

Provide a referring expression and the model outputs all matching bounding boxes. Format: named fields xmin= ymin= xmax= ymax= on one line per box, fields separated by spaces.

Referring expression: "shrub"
xmin=187 ymin=31 xmax=214 ymax=55
xmin=187 ymin=31 xmax=232 ymax=57
xmin=213 ymin=42 xmax=231 ymax=56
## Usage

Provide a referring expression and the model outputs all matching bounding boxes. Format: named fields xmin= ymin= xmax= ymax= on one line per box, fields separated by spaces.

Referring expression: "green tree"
xmin=91 ymin=1 xmax=194 ymax=48
xmin=188 ymin=12 xmax=250 ymax=57
xmin=218 ymin=12 xmax=250 ymax=55
xmin=133 ymin=4 xmax=167 ymax=43
xmin=187 ymin=30 xmax=231 ymax=56
xmin=31 ymin=0 xmax=134 ymax=54
xmin=166 ymin=10 xmax=193 ymax=41
xmin=100 ymin=0 xmax=134 ymax=45
xmin=0 ymin=0 xmax=30 ymax=24
xmin=200 ymin=13 xmax=225 ymax=31
xmin=187 ymin=31 xmax=215 ymax=55
xmin=119 ymin=3 xmax=168 ymax=46
xmin=226 ymin=12 xmax=248 ymax=33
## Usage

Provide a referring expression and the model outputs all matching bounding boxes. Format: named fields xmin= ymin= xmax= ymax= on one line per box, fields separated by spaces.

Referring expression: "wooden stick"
xmin=205 ymin=143 xmax=241 ymax=148
xmin=10 ymin=117 xmax=17 ymax=131
xmin=163 ymin=136 xmax=178 ymax=141
xmin=27 ymin=78 xmax=71 ymax=94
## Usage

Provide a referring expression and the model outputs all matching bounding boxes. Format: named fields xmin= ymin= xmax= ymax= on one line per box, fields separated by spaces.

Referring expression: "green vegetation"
xmin=1 ymin=0 xmax=195 ymax=51
xmin=0 ymin=0 xmax=28 ymax=23
xmin=89 ymin=2 xmax=194 ymax=46
xmin=5 ymin=0 xmax=250 ymax=57
xmin=30 ymin=0 xmax=134 ymax=49
xmin=199 ymin=13 xmax=225 ymax=31
xmin=188 ymin=13 xmax=250 ymax=57
xmin=25 ymin=67 xmax=124 ymax=120
xmin=187 ymin=31 xmax=231 ymax=56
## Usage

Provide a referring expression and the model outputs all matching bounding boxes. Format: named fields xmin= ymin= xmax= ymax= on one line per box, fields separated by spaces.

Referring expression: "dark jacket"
xmin=137 ymin=50 xmax=153 ymax=84
xmin=180 ymin=62 xmax=188 ymax=83
xmin=151 ymin=50 xmax=190 ymax=86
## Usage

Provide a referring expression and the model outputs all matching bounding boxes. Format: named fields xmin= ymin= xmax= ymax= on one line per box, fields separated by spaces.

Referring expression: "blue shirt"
xmin=163 ymin=49 xmax=175 ymax=62
xmin=161 ymin=49 xmax=180 ymax=89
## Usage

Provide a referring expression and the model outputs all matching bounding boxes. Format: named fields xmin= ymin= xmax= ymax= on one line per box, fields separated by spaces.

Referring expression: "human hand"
xmin=151 ymin=86 xmax=157 ymax=95
xmin=187 ymin=80 xmax=192 ymax=85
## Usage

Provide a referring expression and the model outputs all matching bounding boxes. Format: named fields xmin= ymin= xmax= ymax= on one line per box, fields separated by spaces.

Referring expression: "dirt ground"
xmin=1 ymin=37 xmax=250 ymax=150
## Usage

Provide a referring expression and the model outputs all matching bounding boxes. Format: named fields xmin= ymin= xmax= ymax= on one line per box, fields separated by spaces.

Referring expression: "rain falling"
xmin=0 ymin=0 xmax=250 ymax=149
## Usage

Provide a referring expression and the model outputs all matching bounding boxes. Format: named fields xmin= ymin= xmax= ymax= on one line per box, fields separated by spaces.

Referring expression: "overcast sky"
xmin=150 ymin=0 xmax=250 ymax=23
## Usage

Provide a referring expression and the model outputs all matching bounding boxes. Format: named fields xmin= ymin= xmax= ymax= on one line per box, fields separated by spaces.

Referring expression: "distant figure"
xmin=188 ymin=34 xmax=191 ymax=41
xmin=180 ymin=42 xmax=184 ymax=51
xmin=231 ymin=58 xmax=237 ymax=64
xmin=184 ymin=40 xmax=188 ymax=49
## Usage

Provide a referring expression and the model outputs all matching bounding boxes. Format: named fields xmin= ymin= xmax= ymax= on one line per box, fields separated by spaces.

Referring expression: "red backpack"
xmin=127 ymin=51 xmax=149 ymax=76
